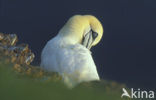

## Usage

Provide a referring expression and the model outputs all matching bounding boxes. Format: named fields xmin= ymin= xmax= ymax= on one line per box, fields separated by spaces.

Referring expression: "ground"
xmin=0 ymin=54 xmax=134 ymax=100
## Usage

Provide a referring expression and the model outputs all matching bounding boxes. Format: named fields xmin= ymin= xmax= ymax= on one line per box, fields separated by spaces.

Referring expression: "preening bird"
xmin=41 ymin=15 xmax=103 ymax=88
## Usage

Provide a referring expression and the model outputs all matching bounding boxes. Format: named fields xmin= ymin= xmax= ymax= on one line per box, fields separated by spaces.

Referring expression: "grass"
xmin=0 ymin=56 xmax=134 ymax=100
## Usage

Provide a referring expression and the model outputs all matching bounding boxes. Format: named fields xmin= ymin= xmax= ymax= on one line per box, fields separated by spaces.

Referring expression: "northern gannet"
xmin=41 ymin=15 xmax=103 ymax=88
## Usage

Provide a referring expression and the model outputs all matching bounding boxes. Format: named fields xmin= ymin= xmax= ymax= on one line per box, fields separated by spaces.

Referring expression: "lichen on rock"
xmin=0 ymin=32 xmax=35 ymax=65
xmin=0 ymin=32 xmax=61 ymax=80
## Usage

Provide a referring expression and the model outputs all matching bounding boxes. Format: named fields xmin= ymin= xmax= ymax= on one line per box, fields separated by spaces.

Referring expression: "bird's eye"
xmin=91 ymin=30 xmax=98 ymax=39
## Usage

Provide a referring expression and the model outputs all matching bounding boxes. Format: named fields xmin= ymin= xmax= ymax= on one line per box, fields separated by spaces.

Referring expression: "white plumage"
xmin=41 ymin=15 xmax=103 ymax=87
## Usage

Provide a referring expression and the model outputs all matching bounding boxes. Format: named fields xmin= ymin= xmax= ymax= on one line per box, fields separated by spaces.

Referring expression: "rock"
xmin=0 ymin=32 xmax=61 ymax=79
xmin=0 ymin=32 xmax=35 ymax=65
xmin=0 ymin=32 xmax=18 ymax=46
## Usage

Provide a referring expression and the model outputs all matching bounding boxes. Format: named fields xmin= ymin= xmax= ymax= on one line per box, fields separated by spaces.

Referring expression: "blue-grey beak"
xmin=82 ymin=30 xmax=98 ymax=49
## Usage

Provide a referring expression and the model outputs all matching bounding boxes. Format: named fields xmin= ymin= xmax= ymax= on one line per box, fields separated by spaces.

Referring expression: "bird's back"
xmin=41 ymin=35 xmax=100 ymax=87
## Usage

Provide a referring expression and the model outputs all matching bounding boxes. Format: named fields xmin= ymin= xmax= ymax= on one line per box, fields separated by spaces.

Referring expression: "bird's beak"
xmin=82 ymin=30 xmax=98 ymax=49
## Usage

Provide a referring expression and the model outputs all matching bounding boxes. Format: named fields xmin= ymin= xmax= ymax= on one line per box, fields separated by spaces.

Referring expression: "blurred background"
xmin=0 ymin=0 xmax=156 ymax=90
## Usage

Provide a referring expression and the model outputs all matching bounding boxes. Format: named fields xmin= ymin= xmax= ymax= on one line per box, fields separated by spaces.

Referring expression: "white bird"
xmin=40 ymin=15 xmax=103 ymax=88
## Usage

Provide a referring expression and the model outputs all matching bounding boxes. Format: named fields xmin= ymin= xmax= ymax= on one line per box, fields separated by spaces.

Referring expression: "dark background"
xmin=0 ymin=0 xmax=156 ymax=90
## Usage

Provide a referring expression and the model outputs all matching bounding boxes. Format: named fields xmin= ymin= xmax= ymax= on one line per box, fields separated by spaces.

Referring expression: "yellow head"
xmin=58 ymin=15 xmax=103 ymax=48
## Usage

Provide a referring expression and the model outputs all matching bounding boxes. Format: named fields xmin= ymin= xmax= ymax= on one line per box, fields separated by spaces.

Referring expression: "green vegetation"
xmin=0 ymin=58 xmax=134 ymax=100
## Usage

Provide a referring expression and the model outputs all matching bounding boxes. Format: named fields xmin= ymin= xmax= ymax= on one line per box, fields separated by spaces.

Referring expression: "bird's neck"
xmin=56 ymin=33 xmax=81 ymax=46
xmin=57 ymin=31 xmax=82 ymax=45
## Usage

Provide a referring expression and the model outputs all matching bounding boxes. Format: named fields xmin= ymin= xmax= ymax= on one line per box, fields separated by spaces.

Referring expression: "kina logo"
xmin=121 ymin=88 xmax=155 ymax=99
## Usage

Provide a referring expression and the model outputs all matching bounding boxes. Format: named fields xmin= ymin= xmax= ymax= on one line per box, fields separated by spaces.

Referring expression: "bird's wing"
xmin=41 ymin=40 xmax=99 ymax=86
xmin=56 ymin=44 xmax=100 ymax=86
